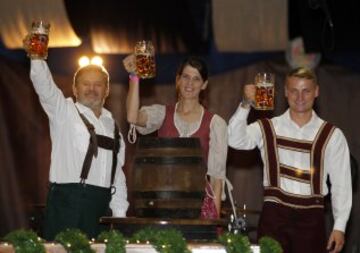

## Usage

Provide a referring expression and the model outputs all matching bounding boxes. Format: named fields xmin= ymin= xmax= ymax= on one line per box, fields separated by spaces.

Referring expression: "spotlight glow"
xmin=78 ymin=56 xmax=90 ymax=67
xmin=91 ymin=56 xmax=103 ymax=66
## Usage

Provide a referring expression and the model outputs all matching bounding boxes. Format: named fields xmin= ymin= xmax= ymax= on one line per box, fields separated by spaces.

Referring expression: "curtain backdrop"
xmin=0 ymin=0 xmax=287 ymax=53
xmin=0 ymin=0 xmax=81 ymax=49
xmin=212 ymin=0 xmax=288 ymax=52
xmin=1 ymin=56 xmax=359 ymax=251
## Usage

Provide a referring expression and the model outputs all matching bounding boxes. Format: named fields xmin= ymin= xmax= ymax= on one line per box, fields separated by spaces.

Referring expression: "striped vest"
xmin=258 ymin=118 xmax=335 ymax=209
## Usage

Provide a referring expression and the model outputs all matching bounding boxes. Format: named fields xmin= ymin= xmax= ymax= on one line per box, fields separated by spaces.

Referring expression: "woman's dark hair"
xmin=176 ymin=56 xmax=208 ymax=82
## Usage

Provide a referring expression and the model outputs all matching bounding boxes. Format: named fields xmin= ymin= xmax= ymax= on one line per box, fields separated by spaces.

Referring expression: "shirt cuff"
xmin=333 ymin=218 xmax=347 ymax=233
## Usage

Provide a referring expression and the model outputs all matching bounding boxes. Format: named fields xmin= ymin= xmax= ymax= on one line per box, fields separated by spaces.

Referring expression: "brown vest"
xmin=158 ymin=105 xmax=213 ymax=161
xmin=258 ymin=118 xmax=335 ymax=209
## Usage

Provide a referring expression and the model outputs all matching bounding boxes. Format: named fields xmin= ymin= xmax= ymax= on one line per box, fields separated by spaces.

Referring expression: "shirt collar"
xmin=283 ymin=109 xmax=321 ymax=129
xmin=75 ymin=102 xmax=112 ymax=119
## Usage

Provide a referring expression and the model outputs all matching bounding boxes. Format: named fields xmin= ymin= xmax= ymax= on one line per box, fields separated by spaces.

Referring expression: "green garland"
xmin=54 ymin=228 xmax=94 ymax=253
xmin=218 ymin=232 xmax=252 ymax=253
xmin=130 ymin=227 xmax=191 ymax=253
xmin=2 ymin=227 xmax=284 ymax=253
xmin=97 ymin=230 xmax=126 ymax=253
xmin=3 ymin=229 xmax=45 ymax=253
xmin=151 ymin=229 xmax=190 ymax=253
xmin=259 ymin=236 xmax=283 ymax=253
xmin=130 ymin=227 xmax=156 ymax=243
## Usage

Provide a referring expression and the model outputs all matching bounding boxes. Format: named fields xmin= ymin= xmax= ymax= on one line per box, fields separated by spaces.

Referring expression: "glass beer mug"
xmin=27 ymin=21 xmax=50 ymax=60
xmin=254 ymin=72 xmax=275 ymax=110
xmin=134 ymin=41 xmax=156 ymax=79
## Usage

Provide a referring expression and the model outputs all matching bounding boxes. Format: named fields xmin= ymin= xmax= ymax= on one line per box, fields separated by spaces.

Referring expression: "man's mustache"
xmin=84 ymin=91 xmax=99 ymax=96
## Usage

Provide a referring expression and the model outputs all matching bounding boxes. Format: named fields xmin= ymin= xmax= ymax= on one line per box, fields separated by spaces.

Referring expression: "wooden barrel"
xmin=133 ymin=137 xmax=206 ymax=218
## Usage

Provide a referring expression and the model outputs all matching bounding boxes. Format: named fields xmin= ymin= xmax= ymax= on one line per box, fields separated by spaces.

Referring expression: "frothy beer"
xmin=29 ymin=34 xmax=49 ymax=59
xmin=135 ymin=53 xmax=156 ymax=79
xmin=134 ymin=41 xmax=156 ymax=79
xmin=254 ymin=73 xmax=275 ymax=110
xmin=255 ymin=82 xmax=274 ymax=110
xmin=28 ymin=21 xmax=50 ymax=60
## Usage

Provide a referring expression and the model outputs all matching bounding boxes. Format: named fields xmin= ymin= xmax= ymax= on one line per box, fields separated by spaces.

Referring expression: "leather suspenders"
xmin=77 ymin=111 xmax=121 ymax=188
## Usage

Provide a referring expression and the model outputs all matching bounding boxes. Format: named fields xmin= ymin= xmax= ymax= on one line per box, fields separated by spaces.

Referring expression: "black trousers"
xmin=43 ymin=183 xmax=111 ymax=241
xmin=257 ymin=202 xmax=326 ymax=253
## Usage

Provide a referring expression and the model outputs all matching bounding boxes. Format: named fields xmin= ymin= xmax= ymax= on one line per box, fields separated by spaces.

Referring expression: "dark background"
xmin=1 ymin=0 xmax=359 ymax=251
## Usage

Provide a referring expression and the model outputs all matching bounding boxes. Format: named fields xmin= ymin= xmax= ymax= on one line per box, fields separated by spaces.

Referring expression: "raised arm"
xmin=228 ymin=84 xmax=261 ymax=150
xmin=30 ymin=59 xmax=69 ymax=121
xmin=24 ymin=34 xmax=68 ymax=120
xmin=123 ymin=55 xmax=148 ymax=127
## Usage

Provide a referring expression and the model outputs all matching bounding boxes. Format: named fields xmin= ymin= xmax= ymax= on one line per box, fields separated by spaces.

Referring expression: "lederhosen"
xmin=77 ymin=111 xmax=121 ymax=188
xmin=257 ymin=118 xmax=335 ymax=253
xmin=43 ymin=110 xmax=121 ymax=241
xmin=158 ymin=105 xmax=219 ymax=219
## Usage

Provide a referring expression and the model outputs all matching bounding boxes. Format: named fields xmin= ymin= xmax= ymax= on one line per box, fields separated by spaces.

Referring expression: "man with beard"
xmin=26 ymin=52 xmax=128 ymax=240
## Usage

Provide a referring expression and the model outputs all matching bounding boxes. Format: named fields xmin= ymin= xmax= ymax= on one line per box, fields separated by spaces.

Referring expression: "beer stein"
xmin=254 ymin=72 xmax=275 ymax=110
xmin=27 ymin=21 xmax=50 ymax=60
xmin=134 ymin=41 xmax=156 ymax=79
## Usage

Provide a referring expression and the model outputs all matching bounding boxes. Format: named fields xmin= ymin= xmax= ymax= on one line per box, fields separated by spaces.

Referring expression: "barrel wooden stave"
xmin=133 ymin=137 xmax=206 ymax=218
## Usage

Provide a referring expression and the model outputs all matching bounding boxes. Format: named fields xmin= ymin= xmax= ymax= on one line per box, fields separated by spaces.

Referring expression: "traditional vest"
xmin=158 ymin=105 xmax=213 ymax=161
xmin=258 ymin=118 xmax=335 ymax=209
xmin=77 ymin=111 xmax=121 ymax=188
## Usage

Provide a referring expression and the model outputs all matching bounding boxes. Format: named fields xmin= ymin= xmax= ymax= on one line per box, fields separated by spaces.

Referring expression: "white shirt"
xmin=136 ymin=103 xmax=228 ymax=180
xmin=228 ymin=104 xmax=352 ymax=232
xmin=30 ymin=60 xmax=129 ymax=217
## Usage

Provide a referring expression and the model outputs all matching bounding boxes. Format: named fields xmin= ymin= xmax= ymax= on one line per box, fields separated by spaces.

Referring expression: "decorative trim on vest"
xmin=264 ymin=187 xmax=324 ymax=209
xmin=279 ymin=163 xmax=311 ymax=183
xmin=277 ymin=136 xmax=312 ymax=153
xmin=310 ymin=122 xmax=335 ymax=194
xmin=258 ymin=118 xmax=280 ymax=187
xmin=258 ymin=118 xmax=335 ymax=209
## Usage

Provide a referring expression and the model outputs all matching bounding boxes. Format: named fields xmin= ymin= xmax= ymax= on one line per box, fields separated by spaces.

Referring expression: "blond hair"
xmin=286 ymin=67 xmax=318 ymax=85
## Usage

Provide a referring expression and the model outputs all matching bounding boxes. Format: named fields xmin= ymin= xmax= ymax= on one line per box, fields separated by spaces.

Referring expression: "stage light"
xmin=91 ymin=56 xmax=103 ymax=66
xmin=78 ymin=55 xmax=104 ymax=68
xmin=78 ymin=56 xmax=90 ymax=67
